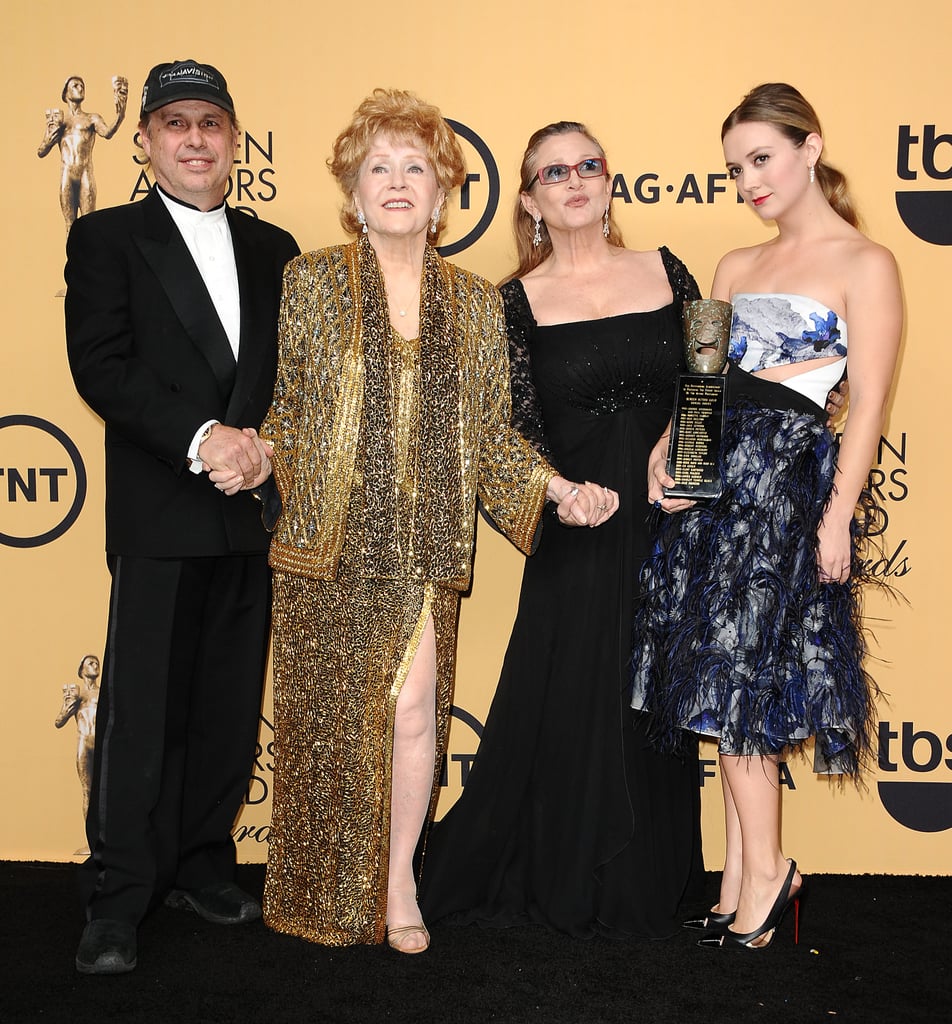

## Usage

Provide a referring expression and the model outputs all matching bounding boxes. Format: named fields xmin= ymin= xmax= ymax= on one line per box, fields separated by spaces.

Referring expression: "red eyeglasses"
xmin=534 ymin=157 xmax=608 ymax=186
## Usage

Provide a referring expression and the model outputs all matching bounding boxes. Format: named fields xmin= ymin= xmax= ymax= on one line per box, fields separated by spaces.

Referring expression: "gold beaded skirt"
xmin=263 ymin=570 xmax=458 ymax=945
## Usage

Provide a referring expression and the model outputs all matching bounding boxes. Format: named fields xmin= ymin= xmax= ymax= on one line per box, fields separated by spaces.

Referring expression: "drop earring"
xmin=532 ymin=214 xmax=542 ymax=247
xmin=357 ymin=208 xmax=368 ymax=234
xmin=603 ymin=205 xmax=610 ymax=238
xmin=808 ymin=165 xmax=815 ymax=184
xmin=430 ymin=205 xmax=440 ymax=236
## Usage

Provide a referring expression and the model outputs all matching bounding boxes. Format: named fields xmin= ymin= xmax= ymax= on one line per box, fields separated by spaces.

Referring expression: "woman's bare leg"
xmin=719 ymin=754 xmax=801 ymax=937
xmin=715 ymin=759 xmax=743 ymax=915
xmin=386 ymin=615 xmax=437 ymax=950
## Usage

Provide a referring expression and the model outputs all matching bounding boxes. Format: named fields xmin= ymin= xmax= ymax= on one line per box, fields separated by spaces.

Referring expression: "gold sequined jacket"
xmin=262 ymin=238 xmax=554 ymax=589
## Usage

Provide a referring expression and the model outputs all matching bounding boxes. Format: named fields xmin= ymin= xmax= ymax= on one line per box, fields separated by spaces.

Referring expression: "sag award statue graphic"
xmin=54 ymin=654 xmax=100 ymax=854
xmin=664 ymin=299 xmax=733 ymax=502
xmin=37 ymin=74 xmax=128 ymax=231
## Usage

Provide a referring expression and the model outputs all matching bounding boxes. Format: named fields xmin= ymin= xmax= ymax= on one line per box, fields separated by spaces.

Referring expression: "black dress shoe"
xmin=75 ymin=919 xmax=137 ymax=975
xmin=164 ymin=882 xmax=261 ymax=924
xmin=699 ymin=859 xmax=803 ymax=951
xmin=683 ymin=908 xmax=736 ymax=932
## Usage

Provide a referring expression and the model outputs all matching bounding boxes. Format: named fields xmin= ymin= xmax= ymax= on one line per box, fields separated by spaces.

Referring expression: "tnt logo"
xmin=434 ymin=704 xmax=483 ymax=819
xmin=0 ymin=415 xmax=86 ymax=547
xmin=895 ymin=125 xmax=952 ymax=244
xmin=438 ymin=120 xmax=500 ymax=258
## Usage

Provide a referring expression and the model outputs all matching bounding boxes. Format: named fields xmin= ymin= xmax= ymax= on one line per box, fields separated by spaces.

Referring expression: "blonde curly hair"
xmin=329 ymin=88 xmax=466 ymax=239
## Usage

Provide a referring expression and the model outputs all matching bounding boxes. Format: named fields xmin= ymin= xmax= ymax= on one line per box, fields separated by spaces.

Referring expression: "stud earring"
xmin=603 ymin=205 xmax=610 ymax=238
xmin=357 ymin=208 xmax=368 ymax=234
xmin=808 ymin=165 xmax=816 ymax=185
xmin=532 ymin=214 xmax=542 ymax=247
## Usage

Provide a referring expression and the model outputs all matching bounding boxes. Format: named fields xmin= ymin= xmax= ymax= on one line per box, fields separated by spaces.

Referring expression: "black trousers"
xmin=80 ymin=553 xmax=271 ymax=924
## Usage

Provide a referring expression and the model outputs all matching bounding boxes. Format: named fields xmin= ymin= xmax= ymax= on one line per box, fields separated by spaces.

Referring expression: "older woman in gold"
xmin=253 ymin=90 xmax=617 ymax=952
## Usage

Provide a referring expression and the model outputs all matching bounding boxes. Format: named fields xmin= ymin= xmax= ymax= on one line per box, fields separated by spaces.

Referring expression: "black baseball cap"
xmin=139 ymin=60 xmax=235 ymax=117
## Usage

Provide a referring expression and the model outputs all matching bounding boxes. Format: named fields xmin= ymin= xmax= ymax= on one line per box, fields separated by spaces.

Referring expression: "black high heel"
xmin=698 ymin=859 xmax=803 ymax=951
xmin=683 ymin=908 xmax=736 ymax=932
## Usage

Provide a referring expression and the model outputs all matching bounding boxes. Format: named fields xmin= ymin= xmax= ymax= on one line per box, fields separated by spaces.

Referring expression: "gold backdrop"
xmin=2 ymin=0 xmax=948 ymax=874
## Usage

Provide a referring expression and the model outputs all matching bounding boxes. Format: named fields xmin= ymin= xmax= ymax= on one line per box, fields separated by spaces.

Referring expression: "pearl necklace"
xmin=392 ymin=283 xmax=420 ymax=319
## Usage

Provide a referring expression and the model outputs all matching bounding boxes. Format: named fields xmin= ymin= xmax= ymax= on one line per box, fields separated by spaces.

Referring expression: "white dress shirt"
xmin=156 ymin=187 xmax=241 ymax=473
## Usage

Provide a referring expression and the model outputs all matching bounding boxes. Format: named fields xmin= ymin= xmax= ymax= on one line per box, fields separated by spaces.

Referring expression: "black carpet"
xmin=5 ymin=862 xmax=949 ymax=1024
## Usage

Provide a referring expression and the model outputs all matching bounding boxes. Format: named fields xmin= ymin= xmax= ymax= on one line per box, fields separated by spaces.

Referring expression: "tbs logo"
xmin=878 ymin=720 xmax=952 ymax=832
xmin=895 ymin=125 xmax=952 ymax=244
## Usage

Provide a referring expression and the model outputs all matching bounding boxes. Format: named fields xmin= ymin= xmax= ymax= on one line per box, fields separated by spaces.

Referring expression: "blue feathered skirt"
xmin=630 ymin=365 xmax=880 ymax=775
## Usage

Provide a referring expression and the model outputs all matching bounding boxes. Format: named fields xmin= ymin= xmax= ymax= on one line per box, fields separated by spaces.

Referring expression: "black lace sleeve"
xmin=659 ymin=246 xmax=702 ymax=306
xmin=499 ymin=278 xmax=556 ymax=465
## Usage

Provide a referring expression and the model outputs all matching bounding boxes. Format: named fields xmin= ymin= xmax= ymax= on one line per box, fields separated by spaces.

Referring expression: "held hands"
xmin=201 ymin=426 xmax=273 ymax=496
xmin=547 ymin=475 xmax=619 ymax=527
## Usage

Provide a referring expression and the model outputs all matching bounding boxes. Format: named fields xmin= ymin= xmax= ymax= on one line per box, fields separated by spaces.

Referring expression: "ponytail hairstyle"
xmin=722 ymin=83 xmax=860 ymax=229
xmin=503 ymin=120 xmax=624 ymax=283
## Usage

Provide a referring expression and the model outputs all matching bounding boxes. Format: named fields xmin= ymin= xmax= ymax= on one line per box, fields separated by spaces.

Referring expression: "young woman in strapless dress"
xmin=632 ymin=83 xmax=902 ymax=951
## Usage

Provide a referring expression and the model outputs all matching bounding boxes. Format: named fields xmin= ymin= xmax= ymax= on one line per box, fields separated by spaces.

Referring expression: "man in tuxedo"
xmin=65 ymin=59 xmax=299 ymax=975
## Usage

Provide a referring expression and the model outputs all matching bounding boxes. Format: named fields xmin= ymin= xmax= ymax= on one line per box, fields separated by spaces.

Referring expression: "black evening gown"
xmin=420 ymin=248 xmax=704 ymax=938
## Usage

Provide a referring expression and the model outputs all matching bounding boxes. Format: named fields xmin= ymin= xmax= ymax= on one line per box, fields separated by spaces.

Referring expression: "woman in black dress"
xmin=420 ymin=121 xmax=704 ymax=937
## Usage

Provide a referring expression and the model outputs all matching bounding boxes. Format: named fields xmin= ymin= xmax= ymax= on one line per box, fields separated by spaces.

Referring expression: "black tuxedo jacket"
xmin=65 ymin=189 xmax=299 ymax=557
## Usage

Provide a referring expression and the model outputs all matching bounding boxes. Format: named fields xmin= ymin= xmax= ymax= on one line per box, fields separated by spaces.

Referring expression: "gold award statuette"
xmin=663 ymin=298 xmax=732 ymax=502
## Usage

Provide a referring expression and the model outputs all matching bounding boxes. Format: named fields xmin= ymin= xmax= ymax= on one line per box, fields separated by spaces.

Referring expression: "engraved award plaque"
xmin=663 ymin=299 xmax=733 ymax=502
